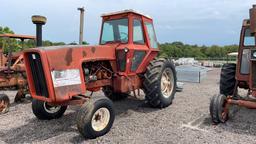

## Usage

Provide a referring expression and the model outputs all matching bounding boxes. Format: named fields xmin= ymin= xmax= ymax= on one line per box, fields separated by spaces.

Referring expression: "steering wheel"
xmin=120 ymin=32 xmax=128 ymax=42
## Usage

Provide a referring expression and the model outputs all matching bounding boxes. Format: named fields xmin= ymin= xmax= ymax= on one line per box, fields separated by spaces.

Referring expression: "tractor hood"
xmin=23 ymin=45 xmax=116 ymax=102
xmin=25 ymin=45 xmax=116 ymax=70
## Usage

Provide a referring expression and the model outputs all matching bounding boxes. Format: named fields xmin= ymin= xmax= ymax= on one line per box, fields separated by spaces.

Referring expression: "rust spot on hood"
xmin=65 ymin=48 xmax=73 ymax=66
xmin=91 ymin=47 xmax=96 ymax=53
xmin=82 ymin=51 xmax=87 ymax=57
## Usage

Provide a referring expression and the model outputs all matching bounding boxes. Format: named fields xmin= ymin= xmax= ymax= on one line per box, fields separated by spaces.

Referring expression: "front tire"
xmin=77 ymin=97 xmax=115 ymax=139
xmin=210 ymin=94 xmax=229 ymax=124
xmin=32 ymin=99 xmax=67 ymax=120
xmin=143 ymin=58 xmax=177 ymax=108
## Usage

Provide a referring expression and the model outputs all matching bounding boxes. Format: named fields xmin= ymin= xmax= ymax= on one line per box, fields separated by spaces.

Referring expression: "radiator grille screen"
xmin=27 ymin=53 xmax=49 ymax=97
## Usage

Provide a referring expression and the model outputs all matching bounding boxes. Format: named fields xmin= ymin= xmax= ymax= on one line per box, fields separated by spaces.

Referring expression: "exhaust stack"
xmin=250 ymin=5 xmax=256 ymax=33
xmin=32 ymin=15 xmax=47 ymax=47
xmin=78 ymin=7 xmax=85 ymax=45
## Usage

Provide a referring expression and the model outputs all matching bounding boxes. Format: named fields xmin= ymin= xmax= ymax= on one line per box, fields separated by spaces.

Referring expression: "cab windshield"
xmin=100 ymin=18 xmax=128 ymax=44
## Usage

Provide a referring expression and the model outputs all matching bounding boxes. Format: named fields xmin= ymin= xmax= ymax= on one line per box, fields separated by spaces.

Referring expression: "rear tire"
xmin=143 ymin=58 xmax=177 ymax=108
xmin=32 ymin=99 xmax=67 ymax=120
xmin=0 ymin=94 xmax=10 ymax=114
xmin=102 ymin=86 xmax=129 ymax=101
xmin=77 ymin=97 xmax=115 ymax=139
xmin=220 ymin=63 xmax=236 ymax=96
xmin=210 ymin=94 xmax=229 ymax=124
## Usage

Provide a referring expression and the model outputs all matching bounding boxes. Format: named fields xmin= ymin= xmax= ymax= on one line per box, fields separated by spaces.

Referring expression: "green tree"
xmin=0 ymin=26 xmax=17 ymax=53
xmin=159 ymin=41 xmax=238 ymax=59
xmin=82 ymin=41 xmax=89 ymax=45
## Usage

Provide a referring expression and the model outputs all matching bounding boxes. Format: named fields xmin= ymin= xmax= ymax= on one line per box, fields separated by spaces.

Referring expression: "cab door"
xmin=129 ymin=18 xmax=148 ymax=73
xmin=130 ymin=18 xmax=159 ymax=74
xmin=237 ymin=27 xmax=255 ymax=82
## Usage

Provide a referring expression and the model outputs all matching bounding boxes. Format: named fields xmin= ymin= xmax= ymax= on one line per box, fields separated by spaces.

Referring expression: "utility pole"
xmin=78 ymin=7 xmax=85 ymax=45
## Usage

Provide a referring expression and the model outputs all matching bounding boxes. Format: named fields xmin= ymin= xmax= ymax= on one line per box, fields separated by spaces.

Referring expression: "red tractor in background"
xmin=210 ymin=5 xmax=256 ymax=124
xmin=0 ymin=34 xmax=35 ymax=114
xmin=24 ymin=10 xmax=177 ymax=138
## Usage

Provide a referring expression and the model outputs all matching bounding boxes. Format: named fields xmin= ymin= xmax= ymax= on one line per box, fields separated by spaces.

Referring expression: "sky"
xmin=0 ymin=0 xmax=255 ymax=46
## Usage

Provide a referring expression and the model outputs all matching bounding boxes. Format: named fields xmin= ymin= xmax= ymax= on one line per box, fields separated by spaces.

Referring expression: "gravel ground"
xmin=1 ymin=68 xmax=256 ymax=144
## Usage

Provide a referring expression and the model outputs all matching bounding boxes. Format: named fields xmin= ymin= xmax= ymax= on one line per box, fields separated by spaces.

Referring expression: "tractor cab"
xmin=100 ymin=10 xmax=159 ymax=75
xmin=236 ymin=5 xmax=256 ymax=90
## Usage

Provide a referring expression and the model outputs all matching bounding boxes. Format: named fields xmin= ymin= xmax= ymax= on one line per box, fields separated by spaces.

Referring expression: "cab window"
xmin=133 ymin=19 xmax=144 ymax=44
xmin=244 ymin=28 xmax=255 ymax=46
xmin=101 ymin=19 xmax=128 ymax=44
xmin=145 ymin=22 xmax=158 ymax=48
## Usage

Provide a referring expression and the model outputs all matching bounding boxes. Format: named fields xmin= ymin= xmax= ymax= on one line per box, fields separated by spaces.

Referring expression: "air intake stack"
xmin=32 ymin=15 xmax=47 ymax=47
xmin=250 ymin=5 xmax=256 ymax=34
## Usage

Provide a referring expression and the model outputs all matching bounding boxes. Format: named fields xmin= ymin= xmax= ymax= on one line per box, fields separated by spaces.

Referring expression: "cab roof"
xmin=101 ymin=9 xmax=152 ymax=19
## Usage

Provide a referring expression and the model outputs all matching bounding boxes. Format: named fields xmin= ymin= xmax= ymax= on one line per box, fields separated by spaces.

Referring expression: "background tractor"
xmin=0 ymin=34 xmax=35 ymax=114
xmin=210 ymin=5 xmax=256 ymax=124
xmin=24 ymin=10 xmax=177 ymax=138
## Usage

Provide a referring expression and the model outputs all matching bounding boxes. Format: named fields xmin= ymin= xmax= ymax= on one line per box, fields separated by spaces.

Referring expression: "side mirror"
xmin=250 ymin=5 xmax=256 ymax=33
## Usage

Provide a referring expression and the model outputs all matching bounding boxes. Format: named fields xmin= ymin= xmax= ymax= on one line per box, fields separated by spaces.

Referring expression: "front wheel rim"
xmin=161 ymin=68 xmax=175 ymax=98
xmin=220 ymin=98 xmax=228 ymax=121
xmin=91 ymin=107 xmax=110 ymax=132
xmin=43 ymin=102 xmax=61 ymax=114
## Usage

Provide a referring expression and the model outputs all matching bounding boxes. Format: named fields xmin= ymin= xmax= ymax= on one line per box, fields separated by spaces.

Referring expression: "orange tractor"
xmin=24 ymin=10 xmax=177 ymax=138
xmin=0 ymin=34 xmax=35 ymax=114
xmin=210 ymin=5 xmax=256 ymax=123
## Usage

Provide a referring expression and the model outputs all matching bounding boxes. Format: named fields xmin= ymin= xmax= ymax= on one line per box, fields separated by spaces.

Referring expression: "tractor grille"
xmin=27 ymin=53 xmax=49 ymax=97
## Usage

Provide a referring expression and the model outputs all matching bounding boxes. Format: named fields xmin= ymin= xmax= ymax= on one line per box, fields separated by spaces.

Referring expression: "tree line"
xmin=159 ymin=42 xmax=238 ymax=59
xmin=1 ymin=26 xmax=238 ymax=59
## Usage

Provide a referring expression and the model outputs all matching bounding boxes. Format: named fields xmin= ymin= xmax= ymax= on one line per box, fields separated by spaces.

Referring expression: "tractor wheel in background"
xmin=32 ymin=99 xmax=67 ymax=120
xmin=102 ymin=86 xmax=129 ymax=101
xmin=210 ymin=94 xmax=229 ymax=124
xmin=77 ymin=96 xmax=115 ymax=139
xmin=143 ymin=58 xmax=177 ymax=108
xmin=0 ymin=94 xmax=10 ymax=114
xmin=14 ymin=89 xmax=26 ymax=102
xmin=220 ymin=63 xmax=236 ymax=96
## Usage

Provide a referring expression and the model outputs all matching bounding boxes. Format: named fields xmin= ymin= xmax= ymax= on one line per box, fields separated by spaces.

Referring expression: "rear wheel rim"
xmin=0 ymin=99 xmax=8 ymax=113
xmin=91 ymin=108 xmax=110 ymax=132
xmin=43 ymin=102 xmax=61 ymax=114
xmin=161 ymin=68 xmax=174 ymax=98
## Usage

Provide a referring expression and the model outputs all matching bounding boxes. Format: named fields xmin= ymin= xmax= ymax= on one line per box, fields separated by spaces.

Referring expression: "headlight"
xmin=253 ymin=51 xmax=256 ymax=58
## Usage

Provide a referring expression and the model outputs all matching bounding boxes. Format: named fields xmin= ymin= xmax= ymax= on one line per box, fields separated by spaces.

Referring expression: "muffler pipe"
xmin=77 ymin=7 xmax=85 ymax=45
xmin=249 ymin=5 xmax=256 ymax=34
